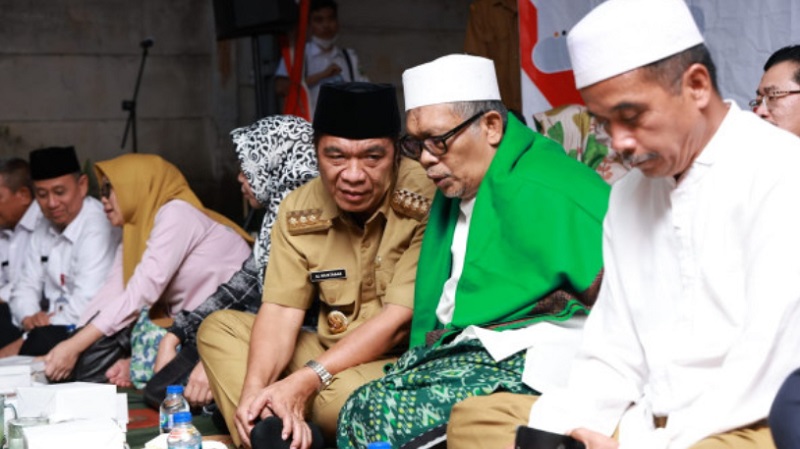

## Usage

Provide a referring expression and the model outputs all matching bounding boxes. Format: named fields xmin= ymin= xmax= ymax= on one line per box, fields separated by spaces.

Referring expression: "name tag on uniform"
xmin=309 ymin=269 xmax=347 ymax=282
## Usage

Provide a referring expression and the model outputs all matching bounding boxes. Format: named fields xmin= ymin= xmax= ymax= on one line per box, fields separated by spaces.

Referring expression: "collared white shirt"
xmin=436 ymin=197 xmax=475 ymax=325
xmin=0 ymin=202 xmax=43 ymax=301
xmin=530 ymin=103 xmax=800 ymax=449
xmin=276 ymin=41 xmax=367 ymax=117
xmin=9 ymin=197 xmax=120 ymax=327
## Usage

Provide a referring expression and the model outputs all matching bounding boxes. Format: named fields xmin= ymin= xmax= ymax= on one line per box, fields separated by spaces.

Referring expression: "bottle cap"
xmin=166 ymin=385 xmax=184 ymax=395
xmin=173 ymin=411 xmax=192 ymax=424
xmin=367 ymin=442 xmax=391 ymax=449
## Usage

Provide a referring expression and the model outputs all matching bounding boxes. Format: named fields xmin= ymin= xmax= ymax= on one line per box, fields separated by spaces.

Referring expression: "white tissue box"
xmin=23 ymin=418 xmax=125 ymax=449
xmin=0 ymin=356 xmax=46 ymax=394
xmin=145 ymin=433 xmax=227 ymax=449
xmin=16 ymin=382 xmax=126 ymax=427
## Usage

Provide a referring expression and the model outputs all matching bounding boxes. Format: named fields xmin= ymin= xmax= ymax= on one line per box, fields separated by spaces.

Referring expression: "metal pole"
xmin=121 ymin=38 xmax=154 ymax=153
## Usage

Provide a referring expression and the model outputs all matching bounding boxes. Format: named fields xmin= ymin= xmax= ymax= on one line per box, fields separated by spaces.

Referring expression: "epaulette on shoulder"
xmin=287 ymin=208 xmax=332 ymax=235
xmin=391 ymin=189 xmax=431 ymax=221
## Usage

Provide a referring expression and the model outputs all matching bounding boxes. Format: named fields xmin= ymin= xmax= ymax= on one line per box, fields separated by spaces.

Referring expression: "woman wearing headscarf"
xmin=145 ymin=115 xmax=319 ymax=408
xmin=43 ymin=153 xmax=252 ymax=383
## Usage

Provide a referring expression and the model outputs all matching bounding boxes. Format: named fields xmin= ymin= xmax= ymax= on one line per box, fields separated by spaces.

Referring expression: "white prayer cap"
xmin=402 ymin=54 xmax=501 ymax=111
xmin=567 ymin=0 xmax=704 ymax=89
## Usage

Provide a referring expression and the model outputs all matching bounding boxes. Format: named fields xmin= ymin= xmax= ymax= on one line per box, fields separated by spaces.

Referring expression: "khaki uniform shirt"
xmin=263 ymin=158 xmax=435 ymax=349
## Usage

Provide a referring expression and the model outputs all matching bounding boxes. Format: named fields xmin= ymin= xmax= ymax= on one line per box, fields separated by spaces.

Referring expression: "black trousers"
xmin=770 ymin=367 xmax=800 ymax=449
xmin=20 ymin=325 xmax=72 ymax=355
xmin=72 ymin=326 xmax=132 ymax=383
xmin=0 ymin=303 xmax=22 ymax=348
xmin=143 ymin=344 xmax=199 ymax=409
xmin=22 ymin=325 xmax=133 ymax=383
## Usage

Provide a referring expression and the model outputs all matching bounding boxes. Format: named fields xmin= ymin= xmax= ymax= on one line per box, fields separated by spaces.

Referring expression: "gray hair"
xmin=642 ymin=44 xmax=719 ymax=95
xmin=448 ymin=100 xmax=508 ymax=130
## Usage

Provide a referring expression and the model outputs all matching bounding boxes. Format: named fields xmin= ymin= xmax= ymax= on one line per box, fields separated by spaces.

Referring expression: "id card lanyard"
xmin=54 ymin=273 xmax=68 ymax=314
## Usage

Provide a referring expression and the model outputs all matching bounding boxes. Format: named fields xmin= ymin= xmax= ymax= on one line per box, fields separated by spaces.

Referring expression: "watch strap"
xmin=305 ymin=359 xmax=333 ymax=390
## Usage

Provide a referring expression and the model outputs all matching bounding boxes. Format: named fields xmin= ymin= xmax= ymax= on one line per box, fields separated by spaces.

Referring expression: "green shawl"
xmin=409 ymin=114 xmax=610 ymax=347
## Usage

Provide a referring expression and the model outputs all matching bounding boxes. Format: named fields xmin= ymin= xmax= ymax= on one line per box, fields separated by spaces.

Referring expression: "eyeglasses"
xmin=748 ymin=89 xmax=800 ymax=110
xmin=100 ymin=181 xmax=112 ymax=199
xmin=398 ymin=111 xmax=486 ymax=160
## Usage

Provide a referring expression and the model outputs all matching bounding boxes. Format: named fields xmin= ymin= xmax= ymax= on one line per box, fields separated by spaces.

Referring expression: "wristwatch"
xmin=305 ymin=360 xmax=333 ymax=390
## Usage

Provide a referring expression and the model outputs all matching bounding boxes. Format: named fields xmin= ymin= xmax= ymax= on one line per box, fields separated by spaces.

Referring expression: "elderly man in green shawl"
xmin=336 ymin=54 xmax=611 ymax=449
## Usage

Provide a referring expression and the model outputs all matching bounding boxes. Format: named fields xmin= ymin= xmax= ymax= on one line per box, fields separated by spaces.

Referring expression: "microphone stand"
xmin=121 ymin=38 xmax=154 ymax=153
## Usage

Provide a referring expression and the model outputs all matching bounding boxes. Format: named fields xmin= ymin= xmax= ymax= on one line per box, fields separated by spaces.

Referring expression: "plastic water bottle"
xmin=367 ymin=442 xmax=392 ymax=449
xmin=160 ymin=385 xmax=190 ymax=434
xmin=166 ymin=411 xmax=203 ymax=449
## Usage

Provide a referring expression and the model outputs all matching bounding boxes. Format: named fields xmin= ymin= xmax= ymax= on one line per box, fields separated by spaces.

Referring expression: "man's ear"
xmin=484 ymin=111 xmax=504 ymax=146
xmin=15 ymin=186 xmax=33 ymax=205
xmin=683 ymin=63 xmax=713 ymax=109
xmin=78 ymin=173 xmax=89 ymax=197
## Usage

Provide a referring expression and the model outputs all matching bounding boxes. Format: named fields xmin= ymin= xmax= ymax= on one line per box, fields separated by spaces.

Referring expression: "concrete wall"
xmin=337 ymin=0 xmax=472 ymax=106
xmin=0 ymin=0 xmax=471 ymax=219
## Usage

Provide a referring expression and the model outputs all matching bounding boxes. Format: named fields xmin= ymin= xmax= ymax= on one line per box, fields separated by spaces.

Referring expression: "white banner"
xmin=521 ymin=0 xmax=800 ymax=119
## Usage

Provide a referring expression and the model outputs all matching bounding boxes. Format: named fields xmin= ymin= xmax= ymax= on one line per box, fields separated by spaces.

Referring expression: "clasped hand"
xmin=44 ymin=338 xmax=79 ymax=381
xmin=235 ymin=370 xmax=320 ymax=449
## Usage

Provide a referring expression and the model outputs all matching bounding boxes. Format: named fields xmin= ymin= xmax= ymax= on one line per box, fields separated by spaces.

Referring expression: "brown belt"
xmin=653 ymin=416 xmax=668 ymax=429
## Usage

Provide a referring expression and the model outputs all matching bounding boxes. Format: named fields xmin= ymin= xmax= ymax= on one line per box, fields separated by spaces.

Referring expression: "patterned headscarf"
xmin=232 ymin=115 xmax=318 ymax=282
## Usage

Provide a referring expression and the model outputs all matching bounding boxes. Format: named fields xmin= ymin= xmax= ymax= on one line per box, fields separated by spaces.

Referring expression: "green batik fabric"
xmin=337 ymin=339 xmax=537 ymax=449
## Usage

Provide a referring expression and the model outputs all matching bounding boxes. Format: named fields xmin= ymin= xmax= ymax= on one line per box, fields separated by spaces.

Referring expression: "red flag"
xmin=281 ymin=0 xmax=311 ymax=120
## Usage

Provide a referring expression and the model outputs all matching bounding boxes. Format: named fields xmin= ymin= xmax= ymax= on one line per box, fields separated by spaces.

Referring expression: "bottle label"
xmin=167 ymin=442 xmax=201 ymax=449
xmin=160 ymin=413 xmax=175 ymax=433
xmin=166 ymin=428 xmax=203 ymax=449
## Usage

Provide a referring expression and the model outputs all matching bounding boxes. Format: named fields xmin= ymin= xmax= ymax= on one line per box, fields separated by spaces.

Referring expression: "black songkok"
xmin=313 ymin=82 xmax=401 ymax=140
xmin=29 ymin=146 xmax=81 ymax=181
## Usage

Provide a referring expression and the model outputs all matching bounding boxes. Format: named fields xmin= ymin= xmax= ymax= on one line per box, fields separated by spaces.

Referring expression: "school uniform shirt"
xmin=80 ymin=200 xmax=251 ymax=335
xmin=529 ymin=103 xmax=800 ymax=449
xmin=276 ymin=41 xmax=367 ymax=117
xmin=0 ymin=202 xmax=43 ymax=301
xmin=9 ymin=197 xmax=120 ymax=327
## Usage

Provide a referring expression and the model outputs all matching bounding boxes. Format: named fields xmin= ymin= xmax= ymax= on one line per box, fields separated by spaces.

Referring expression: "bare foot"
xmin=105 ymin=358 xmax=132 ymax=388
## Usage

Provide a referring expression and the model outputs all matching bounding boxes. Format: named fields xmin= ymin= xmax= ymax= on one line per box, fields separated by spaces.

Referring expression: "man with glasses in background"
xmin=757 ymin=44 xmax=800 ymax=449
xmin=337 ymin=54 xmax=610 ymax=449
xmin=751 ymin=45 xmax=800 ymax=137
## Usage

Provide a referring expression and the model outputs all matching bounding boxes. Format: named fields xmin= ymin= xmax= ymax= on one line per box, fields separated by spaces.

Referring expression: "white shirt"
xmin=529 ymin=103 xmax=800 ymax=449
xmin=9 ymin=197 xmax=120 ymax=327
xmin=436 ymin=197 xmax=475 ymax=324
xmin=0 ymin=202 xmax=43 ymax=301
xmin=276 ymin=41 xmax=367 ymax=117
xmin=437 ymin=198 xmax=586 ymax=394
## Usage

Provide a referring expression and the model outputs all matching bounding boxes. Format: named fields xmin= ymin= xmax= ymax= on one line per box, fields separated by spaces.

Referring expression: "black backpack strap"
xmin=342 ymin=48 xmax=354 ymax=80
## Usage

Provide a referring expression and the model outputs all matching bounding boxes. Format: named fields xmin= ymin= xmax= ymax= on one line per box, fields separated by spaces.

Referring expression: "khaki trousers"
xmin=447 ymin=393 xmax=775 ymax=449
xmin=197 ymin=310 xmax=394 ymax=446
